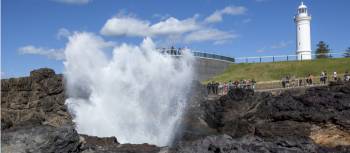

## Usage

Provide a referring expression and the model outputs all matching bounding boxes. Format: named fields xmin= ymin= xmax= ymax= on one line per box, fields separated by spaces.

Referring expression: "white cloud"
xmin=18 ymin=45 xmax=65 ymax=60
xmin=184 ymin=29 xmax=237 ymax=44
xmin=150 ymin=17 xmax=199 ymax=35
xmin=101 ymin=11 xmax=241 ymax=45
xmin=101 ymin=16 xmax=200 ymax=37
xmin=57 ymin=28 xmax=71 ymax=39
xmin=100 ymin=16 xmax=151 ymax=37
xmin=205 ymin=6 xmax=247 ymax=23
xmin=53 ymin=0 xmax=92 ymax=5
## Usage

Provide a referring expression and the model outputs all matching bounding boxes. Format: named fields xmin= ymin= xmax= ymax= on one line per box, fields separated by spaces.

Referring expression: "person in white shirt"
xmin=333 ymin=71 xmax=338 ymax=81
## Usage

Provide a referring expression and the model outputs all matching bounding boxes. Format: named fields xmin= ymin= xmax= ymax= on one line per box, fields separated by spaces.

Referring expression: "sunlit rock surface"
xmin=2 ymin=68 xmax=350 ymax=153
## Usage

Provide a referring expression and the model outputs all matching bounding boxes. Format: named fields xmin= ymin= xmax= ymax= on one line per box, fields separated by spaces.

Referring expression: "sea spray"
xmin=64 ymin=32 xmax=194 ymax=146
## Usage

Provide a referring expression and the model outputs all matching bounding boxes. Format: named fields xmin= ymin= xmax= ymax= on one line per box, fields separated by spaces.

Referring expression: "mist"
xmin=64 ymin=32 xmax=194 ymax=146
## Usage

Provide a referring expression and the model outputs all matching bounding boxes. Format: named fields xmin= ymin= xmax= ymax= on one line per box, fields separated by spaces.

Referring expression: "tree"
xmin=344 ymin=47 xmax=350 ymax=58
xmin=315 ymin=41 xmax=331 ymax=59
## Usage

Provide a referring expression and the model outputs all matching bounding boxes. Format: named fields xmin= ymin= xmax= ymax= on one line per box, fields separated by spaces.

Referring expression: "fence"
xmin=192 ymin=52 xmax=235 ymax=63
xmin=235 ymin=52 xmax=348 ymax=63
xmin=255 ymin=74 xmax=348 ymax=90
xmin=158 ymin=47 xmax=348 ymax=64
xmin=157 ymin=48 xmax=235 ymax=63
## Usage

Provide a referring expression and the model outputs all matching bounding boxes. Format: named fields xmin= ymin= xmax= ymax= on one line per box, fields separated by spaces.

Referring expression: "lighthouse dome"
xmin=298 ymin=2 xmax=307 ymax=9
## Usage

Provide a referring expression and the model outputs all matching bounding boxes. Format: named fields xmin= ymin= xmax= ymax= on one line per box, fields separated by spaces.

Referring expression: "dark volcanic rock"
xmin=2 ymin=68 xmax=350 ymax=153
xmin=79 ymin=134 xmax=160 ymax=153
xmin=175 ymin=134 xmax=320 ymax=153
xmin=1 ymin=68 xmax=72 ymax=129
xmin=1 ymin=124 xmax=81 ymax=153
xmin=175 ymin=83 xmax=350 ymax=152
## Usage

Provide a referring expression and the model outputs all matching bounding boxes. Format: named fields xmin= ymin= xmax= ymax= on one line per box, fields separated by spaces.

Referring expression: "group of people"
xmin=207 ymin=79 xmax=256 ymax=95
xmin=281 ymin=70 xmax=350 ymax=88
xmin=320 ymin=70 xmax=350 ymax=84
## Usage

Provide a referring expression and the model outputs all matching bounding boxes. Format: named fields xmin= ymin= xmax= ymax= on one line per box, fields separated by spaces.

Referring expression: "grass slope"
xmin=207 ymin=58 xmax=350 ymax=83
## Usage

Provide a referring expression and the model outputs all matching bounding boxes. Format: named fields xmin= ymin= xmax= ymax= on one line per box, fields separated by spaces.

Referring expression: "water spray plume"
xmin=64 ymin=32 xmax=194 ymax=146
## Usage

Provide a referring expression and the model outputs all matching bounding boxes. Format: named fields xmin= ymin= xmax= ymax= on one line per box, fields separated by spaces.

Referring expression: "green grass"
xmin=205 ymin=58 xmax=350 ymax=83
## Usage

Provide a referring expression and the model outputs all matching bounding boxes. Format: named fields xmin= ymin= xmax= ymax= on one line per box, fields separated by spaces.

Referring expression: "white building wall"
xmin=295 ymin=3 xmax=312 ymax=60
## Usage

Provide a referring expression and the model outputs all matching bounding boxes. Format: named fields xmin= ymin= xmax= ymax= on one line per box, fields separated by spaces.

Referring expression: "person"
xmin=308 ymin=74 xmax=313 ymax=85
xmin=228 ymin=80 xmax=233 ymax=90
xmin=211 ymin=81 xmax=216 ymax=94
xmin=223 ymin=82 xmax=228 ymax=95
xmin=215 ymin=82 xmax=219 ymax=95
xmin=251 ymin=79 xmax=256 ymax=90
xmin=344 ymin=71 xmax=350 ymax=82
xmin=282 ymin=77 xmax=286 ymax=88
xmin=218 ymin=82 xmax=223 ymax=95
xmin=286 ymin=76 xmax=290 ymax=88
xmin=207 ymin=82 xmax=212 ymax=94
xmin=320 ymin=71 xmax=325 ymax=84
xmin=290 ymin=75 xmax=296 ymax=87
xmin=299 ymin=78 xmax=303 ymax=86
xmin=211 ymin=81 xmax=215 ymax=94
xmin=234 ymin=80 xmax=239 ymax=88
xmin=324 ymin=71 xmax=328 ymax=84
xmin=333 ymin=71 xmax=338 ymax=81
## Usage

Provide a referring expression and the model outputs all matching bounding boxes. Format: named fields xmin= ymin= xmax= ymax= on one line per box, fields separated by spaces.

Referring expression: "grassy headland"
xmin=206 ymin=58 xmax=350 ymax=83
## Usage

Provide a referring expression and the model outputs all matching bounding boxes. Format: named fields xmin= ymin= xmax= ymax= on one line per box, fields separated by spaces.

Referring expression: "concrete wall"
xmin=193 ymin=57 xmax=232 ymax=81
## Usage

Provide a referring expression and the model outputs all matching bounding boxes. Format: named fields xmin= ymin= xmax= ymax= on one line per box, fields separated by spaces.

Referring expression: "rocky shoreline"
xmin=2 ymin=68 xmax=350 ymax=153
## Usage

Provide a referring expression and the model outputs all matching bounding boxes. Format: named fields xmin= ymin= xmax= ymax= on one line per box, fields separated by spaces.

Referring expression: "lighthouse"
xmin=295 ymin=2 xmax=312 ymax=60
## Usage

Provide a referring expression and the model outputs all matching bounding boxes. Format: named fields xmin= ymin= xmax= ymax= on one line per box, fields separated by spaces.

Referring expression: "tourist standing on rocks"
xmin=218 ymin=82 xmax=223 ymax=95
xmin=333 ymin=71 xmax=338 ymax=81
xmin=282 ymin=77 xmax=286 ymax=88
xmin=320 ymin=71 xmax=326 ymax=84
xmin=207 ymin=82 xmax=212 ymax=94
xmin=344 ymin=71 xmax=350 ymax=82
xmin=307 ymin=74 xmax=313 ymax=86
xmin=224 ymin=82 xmax=228 ymax=95
xmin=251 ymin=79 xmax=256 ymax=90
xmin=285 ymin=76 xmax=290 ymax=88
xmin=211 ymin=81 xmax=216 ymax=94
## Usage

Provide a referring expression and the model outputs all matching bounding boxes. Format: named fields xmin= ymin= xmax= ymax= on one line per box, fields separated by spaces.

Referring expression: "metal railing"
xmin=192 ymin=52 xmax=235 ymax=63
xmin=235 ymin=52 xmax=348 ymax=63
xmin=157 ymin=48 xmax=235 ymax=63
xmin=255 ymin=75 xmax=348 ymax=90
xmin=158 ymin=47 xmax=349 ymax=64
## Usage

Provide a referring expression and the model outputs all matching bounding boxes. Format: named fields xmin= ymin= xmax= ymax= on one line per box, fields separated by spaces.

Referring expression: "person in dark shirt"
xmin=215 ymin=82 xmax=219 ymax=94
xmin=211 ymin=81 xmax=215 ymax=94
xmin=207 ymin=82 xmax=212 ymax=94
xmin=282 ymin=77 xmax=286 ymax=88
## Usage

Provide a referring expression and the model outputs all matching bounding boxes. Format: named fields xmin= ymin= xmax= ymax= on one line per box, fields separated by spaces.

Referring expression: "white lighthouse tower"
xmin=295 ymin=2 xmax=312 ymax=60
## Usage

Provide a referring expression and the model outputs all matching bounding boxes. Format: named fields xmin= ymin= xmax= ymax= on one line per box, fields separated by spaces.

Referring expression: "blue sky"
xmin=2 ymin=0 xmax=350 ymax=77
